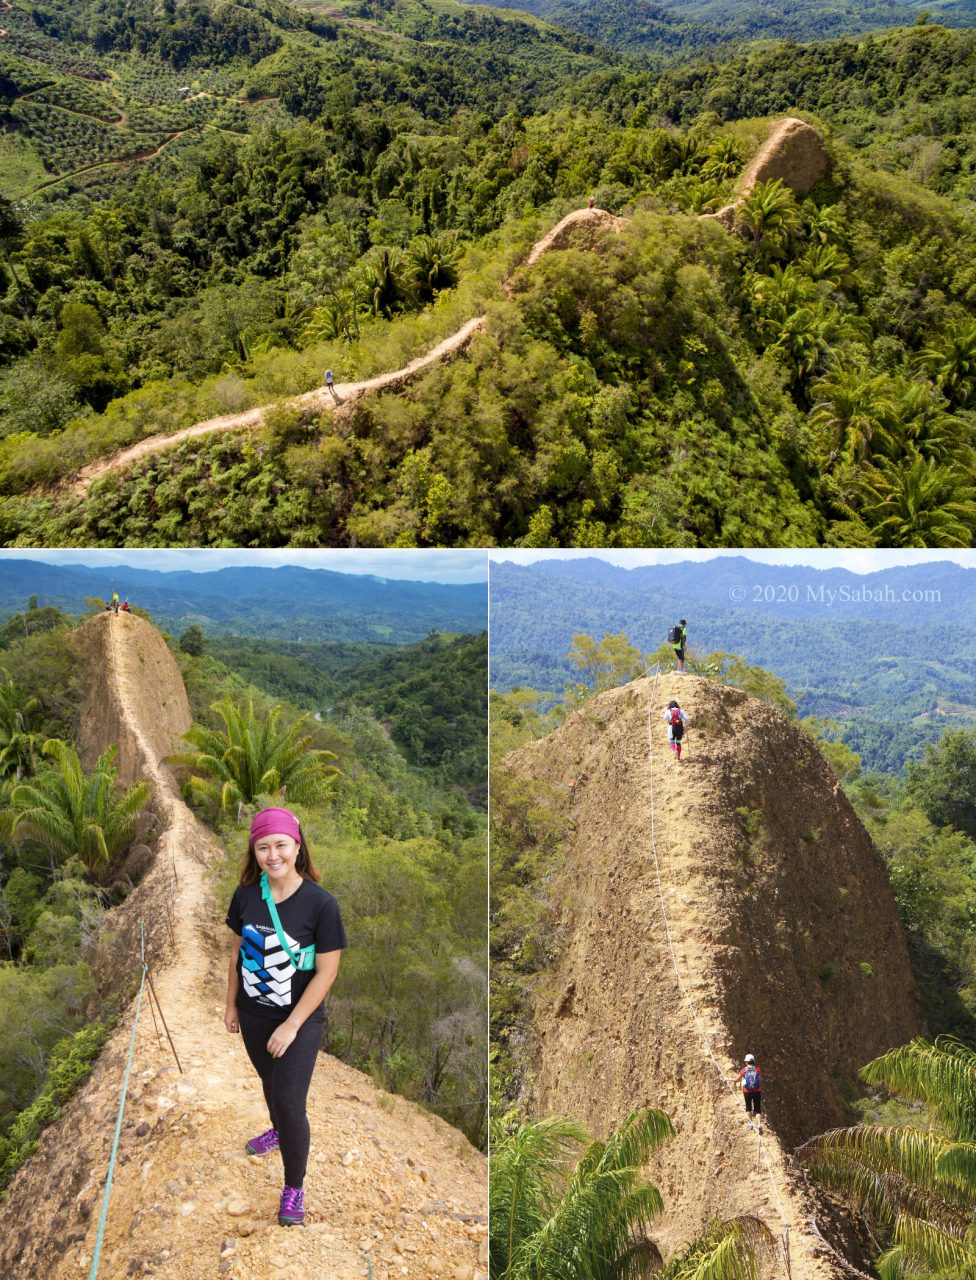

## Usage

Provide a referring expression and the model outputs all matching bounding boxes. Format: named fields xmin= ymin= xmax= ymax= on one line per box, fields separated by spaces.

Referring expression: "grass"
xmin=0 ymin=133 xmax=48 ymax=197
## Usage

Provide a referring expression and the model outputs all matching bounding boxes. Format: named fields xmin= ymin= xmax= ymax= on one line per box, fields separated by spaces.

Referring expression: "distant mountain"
xmin=489 ymin=557 xmax=976 ymax=770
xmin=476 ymin=0 xmax=976 ymax=56
xmin=0 ymin=561 xmax=487 ymax=643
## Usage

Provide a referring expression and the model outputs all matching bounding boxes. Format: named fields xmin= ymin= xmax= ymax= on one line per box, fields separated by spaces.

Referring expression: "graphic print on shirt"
xmin=240 ymin=922 xmax=300 ymax=1007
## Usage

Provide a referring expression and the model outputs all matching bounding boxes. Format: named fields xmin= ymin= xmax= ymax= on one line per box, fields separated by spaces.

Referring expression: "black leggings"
xmin=238 ymin=1008 xmax=322 ymax=1187
xmin=745 ymin=1091 xmax=762 ymax=1114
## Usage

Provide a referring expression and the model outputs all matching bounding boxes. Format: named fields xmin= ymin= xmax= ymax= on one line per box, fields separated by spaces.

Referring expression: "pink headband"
xmin=250 ymin=807 xmax=301 ymax=844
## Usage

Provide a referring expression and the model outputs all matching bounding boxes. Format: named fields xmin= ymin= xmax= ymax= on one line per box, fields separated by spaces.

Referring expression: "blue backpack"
xmin=743 ymin=1065 xmax=762 ymax=1090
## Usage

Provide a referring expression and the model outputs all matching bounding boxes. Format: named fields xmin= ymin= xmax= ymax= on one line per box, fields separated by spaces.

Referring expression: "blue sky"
xmin=488 ymin=550 xmax=976 ymax=574
xmin=0 ymin=549 xmax=489 ymax=584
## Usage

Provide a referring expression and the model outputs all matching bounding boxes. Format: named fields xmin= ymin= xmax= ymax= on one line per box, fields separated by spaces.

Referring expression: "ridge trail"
xmin=1 ymin=612 xmax=487 ymax=1280
xmin=59 ymin=116 xmax=826 ymax=498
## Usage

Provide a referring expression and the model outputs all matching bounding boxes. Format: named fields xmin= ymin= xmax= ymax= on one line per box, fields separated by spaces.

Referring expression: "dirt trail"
xmin=501 ymin=674 xmax=921 ymax=1278
xmin=1 ymin=612 xmax=487 ymax=1280
xmin=56 ymin=116 xmax=826 ymax=498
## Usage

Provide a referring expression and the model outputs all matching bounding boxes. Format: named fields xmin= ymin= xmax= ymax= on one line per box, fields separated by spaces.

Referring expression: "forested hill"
xmin=476 ymin=0 xmax=976 ymax=56
xmin=3 ymin=3 xmax=976 ymax=545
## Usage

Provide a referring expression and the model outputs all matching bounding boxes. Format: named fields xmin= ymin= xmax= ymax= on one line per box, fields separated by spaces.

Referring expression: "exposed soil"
xmin=52 ymin=116 xmax=827 ymax=498
xmin=501 ymin=674 xmax=921 ymax=1279
xmin=1 ymin=612 xmax=487 ymax=1280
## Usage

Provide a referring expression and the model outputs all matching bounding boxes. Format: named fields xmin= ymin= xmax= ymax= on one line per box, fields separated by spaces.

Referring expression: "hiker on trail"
xmin=121 ymin=599 xmax=130 ymax=612
xmin=736 ymin=1054 xmax=763 ymax=1130
xmin=324 ymin=369 xmax=339 ymax=404
xmin=111 ymin=591 xmax=120 ymax=615
xmin=663 ymin=700 xmax=689 ymax=762
xmin=588 ymin=196 xmax=595 ymax=209
xmin=669 ymin=619 xmax=687 ymax=673
xmin=225 ymin=807 xmax=347 ymax=1228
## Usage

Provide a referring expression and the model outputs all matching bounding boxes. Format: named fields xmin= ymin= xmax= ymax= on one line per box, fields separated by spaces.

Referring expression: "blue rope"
xmin=88 ymin=921 xmax=148 ymax=1280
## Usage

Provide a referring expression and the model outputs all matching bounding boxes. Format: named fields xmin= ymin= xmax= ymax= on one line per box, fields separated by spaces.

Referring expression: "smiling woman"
xmin=224 ymin=805 xmax=347 ymax=1229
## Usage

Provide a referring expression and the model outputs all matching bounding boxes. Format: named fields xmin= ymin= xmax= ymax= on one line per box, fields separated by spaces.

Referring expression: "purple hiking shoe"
xmin=245 ymin=1126 xmax=279 ymax=1156
xmin=278 ymin=1185 xmax=305 ymax=1226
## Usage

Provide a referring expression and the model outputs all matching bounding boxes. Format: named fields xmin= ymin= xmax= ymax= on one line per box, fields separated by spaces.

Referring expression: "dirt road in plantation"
xmin=1 ymin=612 xmax=487 ymax=1280
xmin=60 ymin=117 xmax=825 ymax=497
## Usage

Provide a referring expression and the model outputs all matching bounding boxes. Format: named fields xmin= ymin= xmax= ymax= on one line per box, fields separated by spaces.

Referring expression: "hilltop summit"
xmin=502 ymin=674 xmax=922 ymax=1276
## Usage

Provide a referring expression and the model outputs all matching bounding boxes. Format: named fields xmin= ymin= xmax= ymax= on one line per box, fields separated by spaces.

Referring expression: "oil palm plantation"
xmin=3 ymin=740 xmax=151 ymax=876
xmin=491 ymin=1108 xmax=771 ymax=1280
xmin=170 ymin=698 xmax=339 ymax=815
xmin=802 ymin=1037 xmax=976 ymax=1279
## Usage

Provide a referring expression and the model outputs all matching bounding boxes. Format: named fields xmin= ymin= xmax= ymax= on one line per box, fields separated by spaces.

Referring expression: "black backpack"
xmin=668 ymin=625 xmax=683 ymax=645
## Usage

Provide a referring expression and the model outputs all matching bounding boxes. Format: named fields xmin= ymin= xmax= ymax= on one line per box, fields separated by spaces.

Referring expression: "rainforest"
xmin=1 ymin=0 xmax=975 ymax=546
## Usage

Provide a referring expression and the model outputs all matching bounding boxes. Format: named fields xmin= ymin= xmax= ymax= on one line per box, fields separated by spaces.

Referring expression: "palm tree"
xmin=771 ymin=304 xmax=853 ymax=385
xmin=810 ymin=370 xmax=898 ymax=465
xmin=891 ymin=381 xmax=970 ymax=465
xmin=859 ymin=451 xmax=976 ymax=547
xmin=491 ymin=1109 xmax=771 ymax=1280
xmin=801 ymin=1037 xmax=976 ymax=1279
xmin=701 ymin=137 xmax=743 ymax=182
xmin=0 ymin=673 xmax=41 ymax=784
xmin=657 ymin=1217 xmax=774 ymax=1280
xmin=800 ymin=243 xmax=851 ymax=289
xmin=359 ymin=247 xmax=407 ymax=318
xmin=735 ymin=180 xmax=801 ymax=261
xmin=3 ymin=740 xmax=151 ymax=876
xmin=169 ymin=699 xmax=340 ymax=815
xmin=490 ymin=1109 xmax=673 ymax=1280
xmin=407 ymin=233 xmax=461 ymax=305
xmin=919 ymin=320 xmax=976 ymax=410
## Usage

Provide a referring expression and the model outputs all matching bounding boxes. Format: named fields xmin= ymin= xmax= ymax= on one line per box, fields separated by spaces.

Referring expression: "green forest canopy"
xmin=1 ymin=6 xmax=976 ymax=545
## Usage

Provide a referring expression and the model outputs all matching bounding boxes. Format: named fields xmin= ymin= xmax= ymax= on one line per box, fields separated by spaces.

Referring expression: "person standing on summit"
xmin=669 ymin=619 xmax=687 ymax=673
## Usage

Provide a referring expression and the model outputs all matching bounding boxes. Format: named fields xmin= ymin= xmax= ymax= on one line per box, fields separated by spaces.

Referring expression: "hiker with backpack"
xmin=324 ymin=369 xmax=339 ymax=404
xmin=225 ymin=807 xmax=347 ymax=1227
xmin=663 ymin=700 xmax=689 ymax=762
xmin=736 ymin=1054 xmax=763 ymax=1130
xmin=668 ymin=619 xmax=687 ymax=673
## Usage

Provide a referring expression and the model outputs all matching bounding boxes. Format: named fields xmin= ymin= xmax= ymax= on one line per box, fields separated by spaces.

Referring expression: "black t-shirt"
xmin=226 ymin=879 xmax=347 ymax=1023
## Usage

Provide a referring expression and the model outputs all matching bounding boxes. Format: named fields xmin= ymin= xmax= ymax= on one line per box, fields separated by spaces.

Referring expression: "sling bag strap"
xmin=259 ymin=873 xmax=316 ymax=971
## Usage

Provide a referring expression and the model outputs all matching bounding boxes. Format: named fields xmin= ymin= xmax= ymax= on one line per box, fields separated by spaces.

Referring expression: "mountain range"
xmin=489 ymin=556 xmax=976 ymax=769
xmin=0 ymin=560 xmax=487 ymax=642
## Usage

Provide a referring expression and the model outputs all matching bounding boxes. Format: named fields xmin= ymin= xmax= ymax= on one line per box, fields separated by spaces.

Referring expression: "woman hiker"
xmin=225 ymin=807 xmax=347 ymax=1226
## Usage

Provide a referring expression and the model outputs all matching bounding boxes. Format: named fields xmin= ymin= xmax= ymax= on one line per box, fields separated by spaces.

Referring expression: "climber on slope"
xmin=324 ymin=369 xmax=339 ymax=404
xmin=111 ymin=590 xmax=120 ymax=615
xmin=663 ymin=700 xmax=689 ymax=763
xmin=736 ymin=1053 xmax=763 ymax=1130
xmin=225 ymin=807 xmax=347 ymax=1228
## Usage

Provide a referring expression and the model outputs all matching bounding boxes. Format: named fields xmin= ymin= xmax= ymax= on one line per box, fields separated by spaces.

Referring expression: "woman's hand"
xmin=224 ymin=1006 xmax=240 ymax=1034
xmin=267 ymin=1022 xmax=298 ymax=1058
